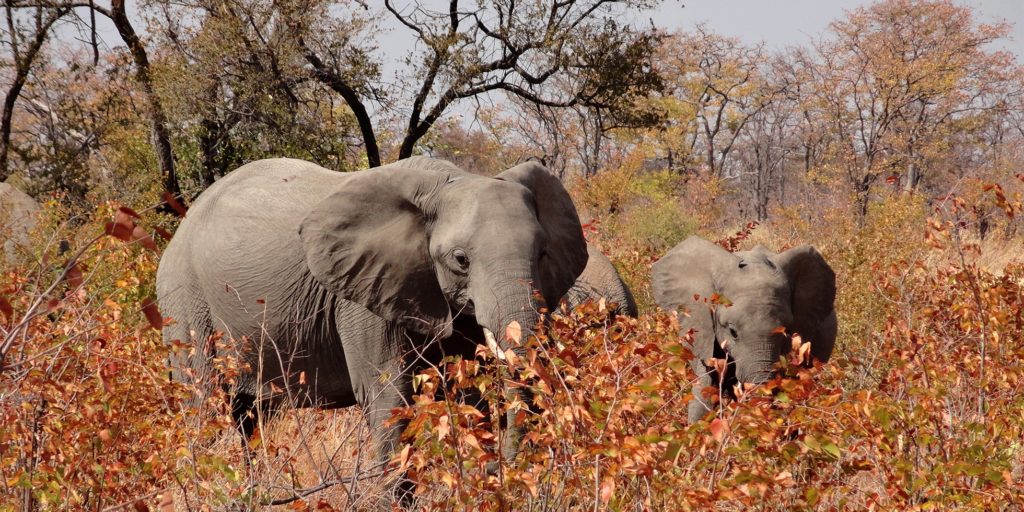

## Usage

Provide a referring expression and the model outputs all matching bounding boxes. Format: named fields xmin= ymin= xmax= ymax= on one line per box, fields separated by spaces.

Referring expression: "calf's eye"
xmin=453 ymin=249 xmax=470 ymax=270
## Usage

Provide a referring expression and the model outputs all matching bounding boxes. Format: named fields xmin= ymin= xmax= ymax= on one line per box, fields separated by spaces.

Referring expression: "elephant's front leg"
xmin=688 ymin=360 xmax=717 ymax=424
xmin=336 ymin=303 xmax=416 ymax=465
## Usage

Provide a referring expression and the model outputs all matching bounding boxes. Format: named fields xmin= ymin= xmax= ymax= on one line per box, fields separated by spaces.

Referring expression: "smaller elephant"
xmin=652 ymin=236 xmax=836 ymax=423
xmin=563 ymin=244 xmax=638 ymax=318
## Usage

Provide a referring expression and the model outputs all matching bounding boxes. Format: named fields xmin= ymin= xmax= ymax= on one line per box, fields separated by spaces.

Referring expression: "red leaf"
xmin=66 ymin=261 xmax=84 ymax=289
xmin=130 ymin=225 xmax=158 ymax=251
xmin=162 ymin=191 xmax=188 ymax=217
xmin=141 ymin=297 xmax=163 ymax=330
xmin=104 ymin=210 xmax=135 ymax=241
xmin=118 ymin=206 xmax=141 ymax=219
xmin=152 ymin=225 xmax=174 ymax=241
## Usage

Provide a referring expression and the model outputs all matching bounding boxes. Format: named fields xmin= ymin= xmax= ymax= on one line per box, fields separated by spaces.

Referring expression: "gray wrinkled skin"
xmin=156 ymin=156 xmax=587 ymax=465
xmin=652 ymin=236 xmax=836 ymax=423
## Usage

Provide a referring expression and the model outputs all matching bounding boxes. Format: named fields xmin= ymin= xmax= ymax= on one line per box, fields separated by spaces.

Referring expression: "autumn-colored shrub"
xmin=4 ymin=178 xmax=1024 ymax=510
xmin=393 ymin=201 xmax=1024 ymax=510
xmin=0 ymin=203 xmax=196 ymax=509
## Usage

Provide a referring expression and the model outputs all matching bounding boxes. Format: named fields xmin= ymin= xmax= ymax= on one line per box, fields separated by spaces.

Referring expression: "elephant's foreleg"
xmin=335 ymin=304 xmax=416 ymax=464
xmin=356 ymin=358 xmax=413 ymax=463
xmin=687 ymin=366 xmax=716 ymax=424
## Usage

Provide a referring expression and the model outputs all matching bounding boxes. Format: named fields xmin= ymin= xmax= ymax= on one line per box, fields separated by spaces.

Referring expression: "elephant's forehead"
xmin=440 ymin=178 xmax=536 ymax=217
xmin=724 ymin=265 xmax=788 ymax=293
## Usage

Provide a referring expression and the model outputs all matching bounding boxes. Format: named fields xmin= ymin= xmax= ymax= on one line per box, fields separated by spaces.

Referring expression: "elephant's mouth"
xmin=705 ymin=355 xmax=739 ymax=399
xmin=452 ymin=298 xmax=475 ymax=316
xmin=708 ymin=338 xmax=740 ymax=398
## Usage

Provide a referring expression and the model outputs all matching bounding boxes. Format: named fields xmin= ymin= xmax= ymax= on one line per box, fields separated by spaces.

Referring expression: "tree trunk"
xmin=108 ymin=0 xmax=182 ymax=207
xmin=397 ymin=129 xmax=422 ymax=162
xmin=903 ymin=146 xmax=922 ymax=192
xmin=0 ymin=71 xmax=29 ymax=183
xmin=855 ymin=172 xmax=876 ymax=224
xmin=0 ymin=7 xmax=68 ymax=182
xmin=302 ymin=47 xmax=381 ymax=168
xmin=198 ymin=118 xmax=218 ymax=189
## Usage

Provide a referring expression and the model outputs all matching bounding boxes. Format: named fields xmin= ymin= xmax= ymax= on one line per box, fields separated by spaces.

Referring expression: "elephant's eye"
xmin=728 ymin=325 xmax=738 ymax=339
xmin=452 ymin=249 xmax=470 ymax=271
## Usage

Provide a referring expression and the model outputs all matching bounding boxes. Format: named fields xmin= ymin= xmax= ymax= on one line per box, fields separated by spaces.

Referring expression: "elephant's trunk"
xmin=471 ymin=265 xmax=546 ymax=464
xmin=735 ymin=334 xmax=787 ymax=385
xmin=473 ymin=265 xmax=546 ymax=355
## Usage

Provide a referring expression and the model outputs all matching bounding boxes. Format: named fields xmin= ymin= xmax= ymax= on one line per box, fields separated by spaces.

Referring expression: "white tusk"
xmin=482 ymin=328 xmax=507 ymax=361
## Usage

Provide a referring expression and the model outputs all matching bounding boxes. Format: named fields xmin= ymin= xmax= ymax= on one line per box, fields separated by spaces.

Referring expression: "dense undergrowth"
xmin=2 ymin=177 xmax=1024 ymax=510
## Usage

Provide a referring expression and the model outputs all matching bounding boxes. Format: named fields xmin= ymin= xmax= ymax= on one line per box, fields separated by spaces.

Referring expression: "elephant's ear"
xmin=496 ymin=161 xmax=588 ymax=309
xmin=773 ymin=245 xmax=837 ymax=362
xmin=652 ymin=236 xmax=738 ymax=360
xmin=299 ymin=164 xmax=453 ymax=338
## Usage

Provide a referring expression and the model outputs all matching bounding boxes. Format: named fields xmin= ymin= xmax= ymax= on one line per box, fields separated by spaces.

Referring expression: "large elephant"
xmin=155 ymin=156 xmax=588 ymax=466
xmin=564 ymin=244 xmax=637 ymax=318
xmin=652 ymin=236 xmax=836 ymax=423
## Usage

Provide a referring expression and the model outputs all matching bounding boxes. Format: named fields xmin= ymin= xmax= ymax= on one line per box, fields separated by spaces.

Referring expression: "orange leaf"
xmin=436 ymin=414 xmax=450 ymax=440
xmin=798 ymin=341 xmax=812 ymax=366
xmin=141 ymin=297 xmax=163 ymax=330
xmin=710 ymin=418 xmax=729 ymax=443
xmin=463 ymin=433 xmax=483 ymax=452
xmin=599 ymin=476 xmax=615 ymax=503
xmin=157 ymin=493 xmax=174 ymax=512
xmin=394 ymin=444 xmax=412 ymax=471
xmin=505 ymin=320 xmax=522 ymax=343
xmin=0 ymin=296 xmax=12 ymax=323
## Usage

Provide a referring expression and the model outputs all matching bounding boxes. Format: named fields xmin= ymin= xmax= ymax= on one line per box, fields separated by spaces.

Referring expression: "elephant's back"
xmin=159 ymin=159 xmax=347 ymax=354
xmin=186 ymin=158 xmax=340 ymax=226
xmin=172 ymin=159 xmax=340 ymax=267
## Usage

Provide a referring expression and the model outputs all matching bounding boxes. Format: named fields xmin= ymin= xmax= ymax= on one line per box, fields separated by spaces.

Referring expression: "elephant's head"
xmin=299 ymin=156 xmax=588 ymax=349
xmin=653 ymin=236 xmax=836 ymax=387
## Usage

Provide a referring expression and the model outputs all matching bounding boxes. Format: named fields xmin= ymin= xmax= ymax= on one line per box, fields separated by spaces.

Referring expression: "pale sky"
xmin=647 ymin=0 xmax=1023 ymax=56
xmin=45 ymin=0 xmax=1024 ymax=125
xmin=60 ymin=1 xmax=1024 ymax=72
